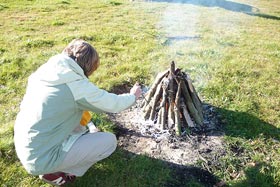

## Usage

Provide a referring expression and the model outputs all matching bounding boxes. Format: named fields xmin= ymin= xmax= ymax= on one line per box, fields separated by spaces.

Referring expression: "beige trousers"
xmin=55 ymin=132 xmax=117 ymax=176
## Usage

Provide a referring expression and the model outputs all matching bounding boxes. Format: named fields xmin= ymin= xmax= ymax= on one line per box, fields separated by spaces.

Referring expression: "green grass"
xmin=70 ymin=150 xmax=171 ymax=187
xmin=1 ymin=0 xmax=280 ymax=186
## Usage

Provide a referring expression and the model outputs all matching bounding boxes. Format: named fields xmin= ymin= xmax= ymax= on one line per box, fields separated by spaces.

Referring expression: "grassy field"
xmin=0 ymin=0 xmax=279 ymax=186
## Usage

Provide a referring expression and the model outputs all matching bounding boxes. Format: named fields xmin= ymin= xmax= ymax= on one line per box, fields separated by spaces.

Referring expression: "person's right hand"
xmin=130 ymin=83 xmax=142 ymax=100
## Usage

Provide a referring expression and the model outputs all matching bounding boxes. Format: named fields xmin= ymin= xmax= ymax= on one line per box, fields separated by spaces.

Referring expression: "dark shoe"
xmin=39 ymin=172 xmax=76 ymax=186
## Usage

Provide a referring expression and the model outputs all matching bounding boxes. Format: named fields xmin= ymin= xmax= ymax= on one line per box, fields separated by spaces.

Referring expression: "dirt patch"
xmin=110 ymin=84 xmax=130 ymax=95
xmin=108 ymin=95 xmax=226 ymax=185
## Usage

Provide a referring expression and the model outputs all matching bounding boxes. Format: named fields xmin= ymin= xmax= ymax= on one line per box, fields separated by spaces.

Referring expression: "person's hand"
xmin=130 ymin=83 xmax=142 ymax=100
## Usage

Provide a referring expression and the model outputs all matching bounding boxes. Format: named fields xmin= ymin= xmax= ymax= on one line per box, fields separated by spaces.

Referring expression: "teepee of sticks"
xmin=141 ymin=61 xmax=204 ymax=136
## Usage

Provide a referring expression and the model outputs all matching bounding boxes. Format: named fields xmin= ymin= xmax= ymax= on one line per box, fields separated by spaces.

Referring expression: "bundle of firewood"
xmin=141 ymin=61 xmax=204 ymax=136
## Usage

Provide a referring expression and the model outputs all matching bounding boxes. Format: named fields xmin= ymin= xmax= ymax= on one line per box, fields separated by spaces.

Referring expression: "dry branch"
xmin=149 ymin=83 xmax=163 ymax=121
xmin=183 ymin=75 xmax=203 ymax=119
xmin=158 ymin=79 xmax=168 ymax=129
xmin=181 ymin=99 xmax=195 ymax=127
xmin=142 ymin=70 xmax=169 ymax=109
xmin=167 ymin=62 xmax=175 ymax=128
xmin=181 ymin=80 xmax=203 ymax=126
xmin=174 ymin=80 xmax=182 ymax=136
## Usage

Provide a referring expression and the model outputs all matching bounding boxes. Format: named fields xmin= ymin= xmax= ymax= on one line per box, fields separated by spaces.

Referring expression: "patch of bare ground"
xmin=108 ymin=94 xmax=227 ymax=186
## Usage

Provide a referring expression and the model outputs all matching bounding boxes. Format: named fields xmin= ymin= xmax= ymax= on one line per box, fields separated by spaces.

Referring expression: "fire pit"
xmin=108 ymin=62 xmax=225 ymax=169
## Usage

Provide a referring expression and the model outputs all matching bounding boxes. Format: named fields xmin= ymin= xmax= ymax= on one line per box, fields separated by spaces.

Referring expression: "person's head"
xmin=63 ymin=39 xmax=100 ymax=77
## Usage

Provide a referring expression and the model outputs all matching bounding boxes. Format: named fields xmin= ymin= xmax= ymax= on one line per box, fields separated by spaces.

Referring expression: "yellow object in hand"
xmin=80 ymin=111 xmax=91 ymax=126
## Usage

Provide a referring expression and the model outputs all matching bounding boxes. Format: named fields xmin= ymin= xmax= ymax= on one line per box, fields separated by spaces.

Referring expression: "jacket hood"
xmin=29 ymin=54 xmax=87 ymax=86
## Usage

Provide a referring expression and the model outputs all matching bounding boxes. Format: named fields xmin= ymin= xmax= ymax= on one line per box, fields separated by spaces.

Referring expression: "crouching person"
xmin=14 ymin=39 xmax=142 ymax=186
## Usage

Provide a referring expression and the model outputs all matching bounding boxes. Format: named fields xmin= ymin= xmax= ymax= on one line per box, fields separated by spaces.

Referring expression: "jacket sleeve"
xmin=67 ymin=79 xmax=136 ymax=113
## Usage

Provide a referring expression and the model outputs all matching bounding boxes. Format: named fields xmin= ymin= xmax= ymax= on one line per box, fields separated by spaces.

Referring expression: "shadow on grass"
xmin=149 ymin=0 xmax=280 ymax=21
xmin=69 ymin=152 xmax=278 ymax=187
xmin=70 ymin=148 xmax=219 ymax=187
xmin=163 ymin=163 xmax=219 ymax=187
xmin=216 ymin=107 xmax=280 ymax=141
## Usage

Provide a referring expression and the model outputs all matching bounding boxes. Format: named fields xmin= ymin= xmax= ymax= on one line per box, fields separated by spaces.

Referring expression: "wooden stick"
xmin=186 ymin=78 xmax=201 ymax=103
xmin=170 ymin=61 xmax=175 ymax=75
xmin=142 ymin=76 xmax=164 ymax=114
xmin=183 ymin=75 xmax=203 ymax=119
xmin=180 ymin=99 xmax=195 ymax=127
xmin=159 ymin=83 xmax=168 ymax=130
xmin=140 ymin=99 xmax=146 ymax=108
xmin=174 ymin=80 xmax=182 ymax=136
xmin=142 ymin=70 xmax=169 ymax=109
xmin=164 ymin=98 xmax=170 ymax=127
xmin=149 ymin=82 xmax=163 ymax=121
xmin=143 ymin=105 xmax=152 ymax=120
xmin=161 ymin=107 xmax=167 ymax=130
xmin=156 ymin=108 xmax=162 ymax=127
xmin=181 ymin=79 xmax=203 ymax=126
xmin=167 ymin=62 xmax=175 ymax=128
xmin=183 ymin=72 xmax=202 ymax=104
